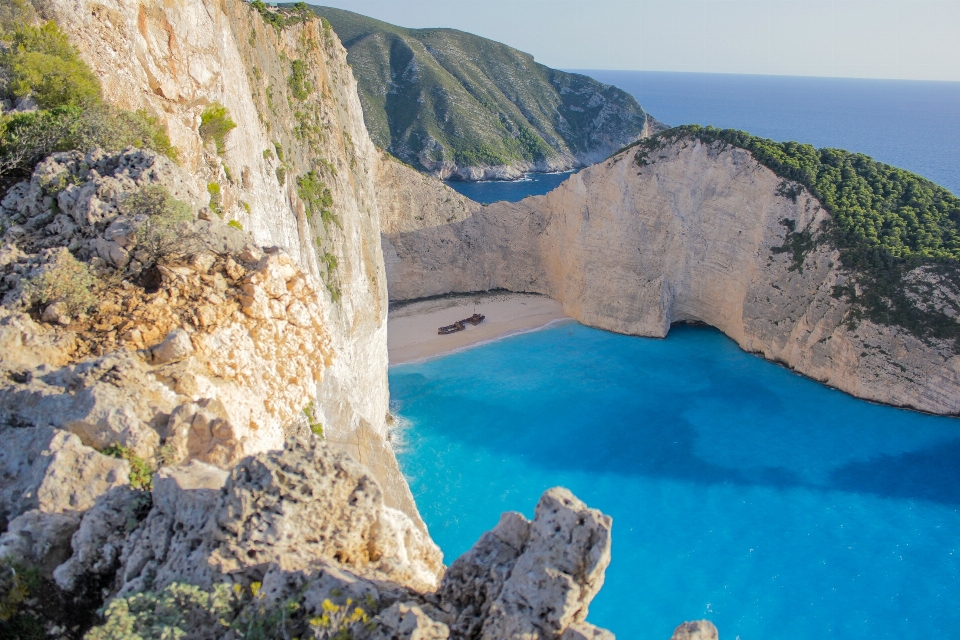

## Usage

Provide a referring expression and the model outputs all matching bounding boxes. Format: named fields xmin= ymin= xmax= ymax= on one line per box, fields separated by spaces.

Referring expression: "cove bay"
xmin=391 ymin=324 xmax=960 ymax=639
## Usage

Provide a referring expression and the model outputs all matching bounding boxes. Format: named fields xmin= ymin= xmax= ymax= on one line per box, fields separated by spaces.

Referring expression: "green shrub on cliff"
xmin=0 ymin=7 xmax=177 ymax=176
xmin=120 ymin=184 xmax=195 ymax=269
xmin=297 ymin=170 xmax=338 ymax=228
xmin=102 ymin=443 xmax=154 ymax=490
xmin=288 ymin=59 xmax=313 ymax=101
xmin=199 ymin=103 xmax=237 ymax=155
xmin=1 ymin=20 xmax=102 ymax=109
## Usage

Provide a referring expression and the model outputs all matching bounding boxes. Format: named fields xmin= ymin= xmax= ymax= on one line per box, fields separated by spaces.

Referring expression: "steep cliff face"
xmin=382 ymin=138 xmax=960 ymax=415
xmin=42 ymin=0 xmax=418 ymax=517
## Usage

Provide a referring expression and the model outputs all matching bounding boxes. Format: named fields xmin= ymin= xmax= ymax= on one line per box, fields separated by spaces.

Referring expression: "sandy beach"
xmin=388 ymin=292 xmax=570 ymax=364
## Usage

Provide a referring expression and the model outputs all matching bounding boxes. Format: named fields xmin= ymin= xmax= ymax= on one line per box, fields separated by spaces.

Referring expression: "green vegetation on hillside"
xmin=633 ymin=125 xmax=960 ymax=347
xmin=0 ymin=1 xmax=176 ymax=177
xmin=309 ymin=6 xmax=654 ymax=175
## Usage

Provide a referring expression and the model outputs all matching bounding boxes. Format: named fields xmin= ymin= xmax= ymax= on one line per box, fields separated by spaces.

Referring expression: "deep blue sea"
xmin=391 ymin=324 xmax=960 ymax=639
xmin=447 ymin=71 xmax=960 ymax=202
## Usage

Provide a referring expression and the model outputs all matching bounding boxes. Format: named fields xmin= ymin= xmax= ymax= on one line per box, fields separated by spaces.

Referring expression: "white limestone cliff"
xmin=381 ymin=138 xmax=960 ymax=415
xmin=41 ymin=0 xmax=418 ymax=519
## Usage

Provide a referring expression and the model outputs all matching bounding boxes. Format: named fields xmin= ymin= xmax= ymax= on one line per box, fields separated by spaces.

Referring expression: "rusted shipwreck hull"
xmin=438 ymin=313 xmax=485 ymax=335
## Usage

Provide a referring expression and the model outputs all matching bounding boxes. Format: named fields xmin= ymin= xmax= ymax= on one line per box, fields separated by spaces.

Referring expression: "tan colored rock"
xmin=439 ymin=488 xmax=613 ymax=640
xmin=151 ymin=328 xmax=194 ymax=364
xmin=670 ymin=620 xmax=719 ymax=640
xmin=562 ymin=622 xmax=617 ymax=640
xmin=0 ymin=510 xmax=81 ymax=576
xmin=381 ymin=138 xmax=960 ymax=415
xmin=0 ymin=309 xmax=76 ymax=370
xmin=0 ymin=351 xmax=175 ymax=458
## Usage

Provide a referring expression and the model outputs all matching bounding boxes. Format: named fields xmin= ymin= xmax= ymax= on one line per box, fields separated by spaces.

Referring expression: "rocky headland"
xmin=381 ymin=135 xmax=960 ymax=415
xmin=313 ymin=6 xmax=665 ymax=181
xmin=11 ymin=0 xmax=957 ymax=636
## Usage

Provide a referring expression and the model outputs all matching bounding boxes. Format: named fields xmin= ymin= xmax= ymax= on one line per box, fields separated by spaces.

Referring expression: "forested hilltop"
xmin=630 ymin=125 xmax=960 ymax=348
xmin=309 ymin=6 xmax=663 ymax=180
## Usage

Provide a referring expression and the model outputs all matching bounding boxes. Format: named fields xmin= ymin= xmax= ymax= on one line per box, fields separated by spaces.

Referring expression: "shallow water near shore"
xmin=390 ymin=323 xmax=960 ymax=639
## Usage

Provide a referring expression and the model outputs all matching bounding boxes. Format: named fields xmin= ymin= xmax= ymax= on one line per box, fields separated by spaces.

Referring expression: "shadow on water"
xmin=391 ymin=323 xmax=960 ymax=506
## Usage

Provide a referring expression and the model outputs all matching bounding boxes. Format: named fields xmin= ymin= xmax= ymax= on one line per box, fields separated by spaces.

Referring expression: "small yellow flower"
xmin=321 ymin=599 xmax=339 ymax=613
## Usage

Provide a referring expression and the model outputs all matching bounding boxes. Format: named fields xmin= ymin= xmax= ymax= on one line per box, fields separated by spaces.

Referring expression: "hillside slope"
xmin=380 ymin=135 xmax=960 ymax=416
xmin=312 ymin=6 xmax=662 ymax=180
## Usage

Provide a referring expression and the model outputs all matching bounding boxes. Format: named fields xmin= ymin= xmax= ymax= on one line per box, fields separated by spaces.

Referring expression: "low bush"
xmin=22 ymin=249 xmax=96 ymax=316
xmin=119 ymin=184 xmax=194 ymax=268
xmin=199 ymin=102 xmax=236 ymax=155
xmin=0 ymin=557 xmax=43 ymax=639
xmin=0 ymin=105 xmax=175 ymax=176
xmin=303 ymin=401 xmax=323 ymax=438
xmin=86 ymin=582 xmax=376 ymax=640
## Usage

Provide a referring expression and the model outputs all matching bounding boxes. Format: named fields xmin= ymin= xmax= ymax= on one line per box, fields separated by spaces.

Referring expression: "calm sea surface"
xmin=447 ymin=71 xmax=960 ymax=202
xmin=403 ymin=73 xmax=960 ymax=638
xmin=391 ymin=324 xmax=960 ymax=639
xmin=445 ymin=171 xmax=574 ymax=204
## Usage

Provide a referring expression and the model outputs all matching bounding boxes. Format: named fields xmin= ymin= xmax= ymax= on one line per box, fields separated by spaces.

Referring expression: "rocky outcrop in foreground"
xmin=381 ymin=139 xmax=960 ymax=415
xmin=1 ymin=430 xmax=616 ymax=640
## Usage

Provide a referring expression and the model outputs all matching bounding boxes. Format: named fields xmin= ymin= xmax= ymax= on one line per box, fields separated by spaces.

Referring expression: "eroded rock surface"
xmin=112 ymin=437 xmax=442 ymax=596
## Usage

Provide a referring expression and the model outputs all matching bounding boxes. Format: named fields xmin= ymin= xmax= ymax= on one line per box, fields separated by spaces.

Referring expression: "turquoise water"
xmin=390 ymin=323 xmax=960 ymax=639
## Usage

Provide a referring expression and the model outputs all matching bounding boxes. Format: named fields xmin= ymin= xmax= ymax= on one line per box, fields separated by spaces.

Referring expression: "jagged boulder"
xmin=439 ymin=487 xmax=613 ymax=640
xmin=0 ymin=426 xmax=129 ymax=527
xmin=53 ymin=486 xmax=152 ymax=592
xmin=369 ymin=602 xmax=450 ymax=640
xmin=0 ymin=426 xmax=129 ymax=578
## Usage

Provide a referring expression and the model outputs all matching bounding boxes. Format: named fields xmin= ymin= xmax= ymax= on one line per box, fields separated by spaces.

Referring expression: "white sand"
xmin=388 ymin=292 xmax=570 ymax=364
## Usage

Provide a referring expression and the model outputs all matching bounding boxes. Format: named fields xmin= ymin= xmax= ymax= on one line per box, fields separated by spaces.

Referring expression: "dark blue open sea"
xmin=448 ymin=71 xmax=960 ymax=202
xmin=399 ymin=73 xmax=960 ymax=639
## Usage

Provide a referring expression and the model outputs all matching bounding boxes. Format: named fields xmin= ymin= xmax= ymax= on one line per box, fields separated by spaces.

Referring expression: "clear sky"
xmin=313 ymin=1 xmax=960 ymax=82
